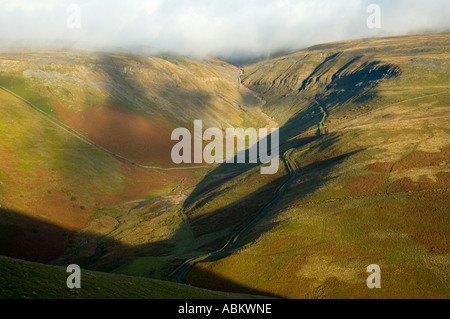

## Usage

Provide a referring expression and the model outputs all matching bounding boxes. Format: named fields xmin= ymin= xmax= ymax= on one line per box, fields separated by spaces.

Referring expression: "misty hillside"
xmin=0 ymin=52 xmax=268 ymax=166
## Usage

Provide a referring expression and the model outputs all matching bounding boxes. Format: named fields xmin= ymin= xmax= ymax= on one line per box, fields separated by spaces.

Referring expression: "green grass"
xmin=0 ymin=255 xmax=265 ymax=299
xmin=0 ymin=88 xmax=126 ymax=198
xmin=91 ymin=207 xmax=126 ymax=222
xmin=112 ymin=256 xmax=174 ymax=280
xmin=0 ymin=76 xmax=55 ymax=115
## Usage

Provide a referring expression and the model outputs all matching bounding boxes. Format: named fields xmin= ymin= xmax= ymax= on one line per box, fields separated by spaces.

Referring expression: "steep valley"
xmin=0 ymin=33 xmax=449 ymax=299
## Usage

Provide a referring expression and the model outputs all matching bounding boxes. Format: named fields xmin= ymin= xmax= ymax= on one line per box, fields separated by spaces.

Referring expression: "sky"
xmin=0 ymin=0 xmax=449 ymax=58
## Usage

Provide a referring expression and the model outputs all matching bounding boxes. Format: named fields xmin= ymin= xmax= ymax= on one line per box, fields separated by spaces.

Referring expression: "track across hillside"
xmin=0 ymin=86 xmax=210 ymax=171
xmin=171 ymin=148 xmax=299 ymax=284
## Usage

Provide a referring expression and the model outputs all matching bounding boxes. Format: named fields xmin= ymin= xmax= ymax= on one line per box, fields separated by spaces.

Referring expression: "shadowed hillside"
xmin=0 ymin=254 xmax=267 ymax=299
xmin=183 ymin=33 xmax=450 ymax=298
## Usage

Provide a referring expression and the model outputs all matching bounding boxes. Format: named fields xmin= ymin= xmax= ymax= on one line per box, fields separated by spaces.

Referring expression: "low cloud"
xmin=0 ymin=0 xmax=449 ymax=57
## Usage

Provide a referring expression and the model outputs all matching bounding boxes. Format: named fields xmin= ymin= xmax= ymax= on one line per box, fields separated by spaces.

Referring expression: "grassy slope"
xmin=184 ymin=34 xmax=450 ymax=298
xmin=0 ymin=52 xmax=268 ymax=167
xmin=0 ymin=255 xmax=263 ymax=299
xmin=0 ymin=88 xmax=124 ymax=235
xmin=0 ymin=85 xmax=186 ymax=266
xmin=0 ymin=52 xmax=271 ymax=289
xmin=0 ymin=51 xmax=267 ymax=138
